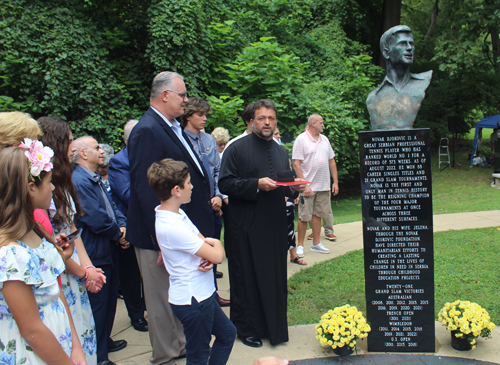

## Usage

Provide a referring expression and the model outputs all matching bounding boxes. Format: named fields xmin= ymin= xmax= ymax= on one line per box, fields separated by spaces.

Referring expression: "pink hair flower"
xmin=20 ymin=138 xmax=54 ymax=178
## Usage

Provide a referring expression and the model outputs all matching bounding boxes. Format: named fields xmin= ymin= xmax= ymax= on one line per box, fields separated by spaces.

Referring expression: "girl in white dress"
xmin=0 ymin=142 xmax=87 ymax=364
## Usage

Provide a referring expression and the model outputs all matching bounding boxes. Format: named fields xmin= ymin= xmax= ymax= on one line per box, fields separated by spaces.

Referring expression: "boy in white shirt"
xmin=147 ymin=158 xmax=236 ymax=365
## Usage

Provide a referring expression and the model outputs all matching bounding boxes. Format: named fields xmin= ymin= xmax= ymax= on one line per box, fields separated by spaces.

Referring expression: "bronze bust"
xmin=367 ymin=25 xmax=432 ymax=130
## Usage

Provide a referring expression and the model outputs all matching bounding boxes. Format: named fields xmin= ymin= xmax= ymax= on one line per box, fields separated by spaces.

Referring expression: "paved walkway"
xmin=109 ymin=211 xmax=500 ymax=365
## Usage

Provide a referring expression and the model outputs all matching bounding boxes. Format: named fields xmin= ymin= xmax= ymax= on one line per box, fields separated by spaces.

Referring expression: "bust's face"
xmin=386 ymin=32 xmax=414 ymax=67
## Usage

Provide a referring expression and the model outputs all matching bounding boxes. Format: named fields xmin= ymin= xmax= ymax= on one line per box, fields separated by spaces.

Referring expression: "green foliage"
xmin=0 ymin=1 xmax=139 ymax=149
xmin=216 ymin=32 xmax=381 ymax=183
xmin=147 ymin=0 xmax=211 ymax=93
xmin=204 ymin=95 xmax=245 ymax=137
xmin=80 ymin=0 xmax=153 ymax=109
xmin=293 ymin=50 xmax=382 ymax=181
xmin=0 ymin=0 xmax=384 ymax=165
xmin=147 ymin=0 xmax=240 ymax=94
xmin=429 ymin=0 xmax=499 ymax=76
xmin=297 ymin=79 xmax=365 ymax=181
xmin=403 ymin=0 xmax=500 ymax=137
xmin=221 ymin=37 xmax=309 ymax=123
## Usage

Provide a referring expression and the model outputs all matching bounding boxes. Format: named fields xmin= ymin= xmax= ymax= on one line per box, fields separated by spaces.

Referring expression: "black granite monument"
xmin=359 ymin=128 xmax=435 ymax=352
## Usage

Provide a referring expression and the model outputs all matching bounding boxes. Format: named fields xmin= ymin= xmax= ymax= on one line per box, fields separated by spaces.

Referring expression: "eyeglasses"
xmin=166 ymin=89 xmax=188 ymax=100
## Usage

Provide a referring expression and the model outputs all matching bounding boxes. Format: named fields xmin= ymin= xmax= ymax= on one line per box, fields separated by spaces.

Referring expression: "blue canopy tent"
xmin=470 ymin=114 xmax=500 ymax=166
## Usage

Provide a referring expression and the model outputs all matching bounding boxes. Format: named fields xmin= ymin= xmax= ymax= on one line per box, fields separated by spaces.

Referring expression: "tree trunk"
xmin=490 ymin=27 xmax=500 ymax=76
xmin=419 ymin=0 xmax=439 ymax=58
xmin=378 ymin=0 xmax=402 ymax=67
xmin=485 ymin=0 xmax=500 ymax=76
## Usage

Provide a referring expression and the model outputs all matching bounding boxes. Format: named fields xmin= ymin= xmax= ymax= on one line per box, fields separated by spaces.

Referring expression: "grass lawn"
xmin=287 ymin=135 xmax=500 ymax=327
xmin=431 ymin=137 xmax=498 ymax=214
xmin=287 ymin=226 xmax=500 ymax=326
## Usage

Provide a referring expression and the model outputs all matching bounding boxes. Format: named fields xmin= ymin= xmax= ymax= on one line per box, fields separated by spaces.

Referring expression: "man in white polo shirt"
xmin=292 ymin=114 xmax=339 ymax=257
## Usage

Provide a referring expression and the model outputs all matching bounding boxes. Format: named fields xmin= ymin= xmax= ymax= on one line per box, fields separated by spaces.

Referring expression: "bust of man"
xmin=367 ymin=25 xmax=432 ymax=130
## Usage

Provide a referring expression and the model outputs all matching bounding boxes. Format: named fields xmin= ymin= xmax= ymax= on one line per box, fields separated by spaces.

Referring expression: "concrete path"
xmin=109 ymin=211 xmax=500 ymax=365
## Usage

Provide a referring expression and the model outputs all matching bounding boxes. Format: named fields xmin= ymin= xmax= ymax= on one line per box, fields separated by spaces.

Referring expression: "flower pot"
xmin=333 ymin=345 xmax=354 ymax=356
xmin=451 ymin=331 xmax=472 ymax=351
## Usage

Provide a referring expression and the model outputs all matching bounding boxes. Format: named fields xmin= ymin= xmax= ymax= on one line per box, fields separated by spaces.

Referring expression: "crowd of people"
xmin=0 ymin=70 xmax=339 ymax=365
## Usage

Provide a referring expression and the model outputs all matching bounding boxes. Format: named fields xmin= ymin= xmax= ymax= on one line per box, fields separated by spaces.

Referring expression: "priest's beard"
xmin=254 ymin=126 xmax=274 ymax=139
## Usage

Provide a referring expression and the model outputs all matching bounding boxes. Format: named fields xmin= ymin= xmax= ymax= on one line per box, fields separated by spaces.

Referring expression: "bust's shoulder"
xmin=411 ymin=70 xmax=433 ymax=89
xmin=366 ymin=87 xmax=379 ymax=106
xmin=366 ymin=77 xmax=389 ymax=104
xmin=412 ymin=70 xmax=433 ymax=82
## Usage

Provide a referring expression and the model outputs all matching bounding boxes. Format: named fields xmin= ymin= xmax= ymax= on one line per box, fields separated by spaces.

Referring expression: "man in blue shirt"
xmin=72 ymin=136 xmax=128 ymax=365
xmin=182 ymin=98 xmax=229 ymax=307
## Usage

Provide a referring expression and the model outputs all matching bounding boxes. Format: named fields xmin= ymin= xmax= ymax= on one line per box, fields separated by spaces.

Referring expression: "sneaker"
xmin=325 ymin=233 xmax=337 ymax=241
xmin=311 ymin=243 xmax=330 ymax=254
xmin=307 ymin=234 xmax=313 ymax=240
xmin=296 ymin=245 xmax=305 ymax=258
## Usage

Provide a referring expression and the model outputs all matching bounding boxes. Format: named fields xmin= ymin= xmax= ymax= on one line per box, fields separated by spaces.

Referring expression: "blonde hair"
xmin=211 ymin=127 xmax=230 ymax=144
xmin=0 ymin=112 xmax=43 ymax=150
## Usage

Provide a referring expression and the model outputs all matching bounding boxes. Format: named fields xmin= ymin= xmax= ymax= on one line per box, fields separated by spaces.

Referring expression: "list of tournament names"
xmin=360 ymin=129 xmax=434 ymax=353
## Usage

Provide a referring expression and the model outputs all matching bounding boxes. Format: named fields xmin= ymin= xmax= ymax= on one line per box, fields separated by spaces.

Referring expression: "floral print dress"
xmin=50 ymin=196 xmax=97 ymax=365
xmin=0 ymin=239 xmax=72 ymax=364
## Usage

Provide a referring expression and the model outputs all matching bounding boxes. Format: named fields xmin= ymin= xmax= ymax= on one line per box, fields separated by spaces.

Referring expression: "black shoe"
xmin=216 ymin=271 xmax=223 ymax=279
xmin=108 ymin=339 xmax=127 ymax=353
xmin=131 ymin=318 xmax=149 ymax=332
xmin=216 ymin=296 xmax=230 ymax=307
xmin=238 ymin=334 xmax=263 ymax=348
xmin=97 ymin=360 xmax=116 ymax=365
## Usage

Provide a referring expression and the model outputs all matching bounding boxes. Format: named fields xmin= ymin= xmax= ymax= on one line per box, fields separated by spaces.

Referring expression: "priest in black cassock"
xmin=219 ymin=99 xmax=305 ymax=347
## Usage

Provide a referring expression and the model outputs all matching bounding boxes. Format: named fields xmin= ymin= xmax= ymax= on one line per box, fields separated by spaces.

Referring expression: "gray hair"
xmin=380 ymin=25 xmax=412 ymax=54
xmin=150 ymin=71 xmax=184 ymax=101
xmin=73 ymin=136 xmax=92 ymax=163
xmin=99 ymin=143 xmax=114 ymax=166
xmin=124 ymin=119 xmax=138 ymax=141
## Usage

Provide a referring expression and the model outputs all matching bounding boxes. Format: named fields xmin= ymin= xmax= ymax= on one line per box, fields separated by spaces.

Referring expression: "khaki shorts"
xmin=298 ymin=190 xmax=332 ymax=222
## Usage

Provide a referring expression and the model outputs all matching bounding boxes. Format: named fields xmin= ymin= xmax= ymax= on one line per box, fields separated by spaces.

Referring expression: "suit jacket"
xmin=72 ymin=165 xmax=127 ymax=266
xmin=127 ymin=107 xmax=214 ymax=250
xmin=108 ymin=147 xmax=130 ymax=217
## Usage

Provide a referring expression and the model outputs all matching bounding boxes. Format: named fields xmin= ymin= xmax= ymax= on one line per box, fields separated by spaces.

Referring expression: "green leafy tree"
xmin=0 ymin=1 xmax=139 ymax=148
xmin=0 ymin=0 xmax=390 ymax=181
xmin=147 ymin=0 xmax=242 ymax=94
xmin=220 ymin=37 xmax=309 ymax=127
xmin=402 ymin=0 xmax=500 ymax=137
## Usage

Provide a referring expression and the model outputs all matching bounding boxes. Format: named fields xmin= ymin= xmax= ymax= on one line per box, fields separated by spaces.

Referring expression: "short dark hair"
xmin=252 ymin=100 xmax=278 ymax=120
xmin=380 ymin=25 xmax=412 ymax=54
xmin=241 ymin=103 xmax=255 ymax=126
xmin=147 ymin=159 xmax=190 ymax=201
xmin=181 ymin=98 xmax=210 ymax=128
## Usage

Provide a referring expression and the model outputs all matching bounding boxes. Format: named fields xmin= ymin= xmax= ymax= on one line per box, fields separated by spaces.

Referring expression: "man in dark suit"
xmin=127 ymin=71 xmax=214 ymax=365
xmin=108 ymin=119 xmax=148 ymax=333
xmin=72 ymin=136 xmax=128 ymax=365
